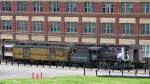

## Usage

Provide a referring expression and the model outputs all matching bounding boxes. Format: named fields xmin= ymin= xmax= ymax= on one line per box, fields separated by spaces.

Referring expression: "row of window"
xmin=1 ymin=1 xmax=150 ymax=13
xmin=2 ymin=21 xmax=150 ymax=35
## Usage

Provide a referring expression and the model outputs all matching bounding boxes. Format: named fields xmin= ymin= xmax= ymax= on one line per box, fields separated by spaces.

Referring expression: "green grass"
xmin=0 ymin=76 xmax=150 ymax=84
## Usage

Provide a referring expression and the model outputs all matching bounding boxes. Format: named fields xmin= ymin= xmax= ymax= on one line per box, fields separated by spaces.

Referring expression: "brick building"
xmin=0 ymin=0 xmax=150 ymax=60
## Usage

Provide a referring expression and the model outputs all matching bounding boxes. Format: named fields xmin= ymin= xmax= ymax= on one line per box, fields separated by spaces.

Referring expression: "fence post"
xmin=56 ymin=64 xmax=57 ymax=68
xmin=144 ymin=64 xmax=147 ymax=74
xmin=90 ymin=64 xmax=92 ymax=71
xmin=135 ymin=69 xmax=138 ymax=77
xmin=0 ymin=60 xmax=1 ymax=65
xmin=12 ymin=60 xmax=13 ymax=66
xmin=30 ymin=61 xmax=32 ymax=66
xmin=62 ymin=64 xmax=64 ymax=69
xmin=109 ymin=69 xmax=110 ymax=76
xmin=17 ymin=61 xmax=19 ymax=66
xmin=96 ymin=70 xmax=98 ymax=76
xmin=55 ymin=62 xmax=58 ymax=68
xmin=83 ymin=67 xmax=85 ymax=76
xmin=122 ymin=69 xmax=124 ymax=77
xmin=36 ymin=62 xmax=38 ymax=67
xmin=5 ymin=60 xmax=7 ymax=65
xmin=42 ymin=61 xmax=44 ymax=68
xmin=149 ymin=70 xmax=150 ymax=77
xmin=49 ymin=62 xmax=51 ymax=68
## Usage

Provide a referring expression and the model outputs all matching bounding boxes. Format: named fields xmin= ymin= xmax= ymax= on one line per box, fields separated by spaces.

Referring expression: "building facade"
xmin=0 ymin=0 xmax=150 ymax=59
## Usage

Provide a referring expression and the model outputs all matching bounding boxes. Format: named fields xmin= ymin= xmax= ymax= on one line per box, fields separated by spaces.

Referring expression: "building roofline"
xmin=0 ymin=0 xmax=150 ymax=2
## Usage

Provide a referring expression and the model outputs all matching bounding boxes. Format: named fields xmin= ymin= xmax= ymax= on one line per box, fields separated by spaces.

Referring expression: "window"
xmin=85 ymin=2 xmax=94 ymax=12
xmin=33 ymin=1 xmax=42 ymax=12
xmin=121 ymin=2 xmax=133 ymax=13
xmin=17 ymin=1 xmax=25 ymax=11
xmin=33 ymin=21 xmax=43 ymax=32
xmin=67 ymin=2 xmax=76 ymax=12
xmin=17 ymin=21 xmax=27 ymax=32
xmin=51 ymin=2 xmax=59 ymax=12
xmin=67 ymin=22 xmax=77 ymax=32
xmin=121 ymin=23 xmax=133 ymax=34
xmin=102 ymin=3 xmax=113 ymax=13
xmin=142 ymin=3 xmax=150 ymax=13
xmin=141 ymin=24 xmax=150 ymax=35
xmin=2 ymin=20 xmax=12 ymax=31
xmin=2 ymin=1 xmax=11 ymax=11
xmin=142 ymin=45 xmax=150 ymax=57
xmin=50 ymin=22 xmax=60 ymax=32
xmin=84 ymin=22 xmax=95 ymax=33
xmin=102 ymin=23 xmax=113 ymax=34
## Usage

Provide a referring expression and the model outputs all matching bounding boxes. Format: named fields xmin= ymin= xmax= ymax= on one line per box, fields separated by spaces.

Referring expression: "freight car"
xmin=12 ymin=45 xmax=70 ymax=63
xmin=2 ymin=43 xmax=141 ymax=68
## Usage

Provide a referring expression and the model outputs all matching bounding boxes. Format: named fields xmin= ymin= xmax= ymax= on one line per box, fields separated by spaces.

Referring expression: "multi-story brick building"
xmin=0 ymin=0 xmax=150 ymax=61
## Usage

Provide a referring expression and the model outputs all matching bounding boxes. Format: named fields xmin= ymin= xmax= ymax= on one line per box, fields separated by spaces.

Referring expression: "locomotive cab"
xmin=70 ymin=47 xmax=90 ymax=63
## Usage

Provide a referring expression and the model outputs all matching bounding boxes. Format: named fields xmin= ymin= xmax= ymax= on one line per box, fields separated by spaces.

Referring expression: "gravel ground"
xmin=0 ymin=61 xmax=150 ymax=80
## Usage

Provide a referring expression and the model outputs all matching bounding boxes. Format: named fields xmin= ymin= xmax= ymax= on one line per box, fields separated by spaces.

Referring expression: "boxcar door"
xmin=24 ymin=48 xmax=30 ymax=59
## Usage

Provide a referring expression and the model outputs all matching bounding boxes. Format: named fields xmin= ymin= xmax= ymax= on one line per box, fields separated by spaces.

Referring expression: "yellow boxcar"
xmin=54 ymin=48 xmax=69 ymax=62
xmin=30 ymin=48 xmax=49 ymax=61
xmin=13 ymin=47 xmax=24 ymax=59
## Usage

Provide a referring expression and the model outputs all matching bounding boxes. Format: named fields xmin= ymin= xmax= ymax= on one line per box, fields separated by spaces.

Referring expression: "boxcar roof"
xmin=14 ymin=45 xmax=70 ymax=49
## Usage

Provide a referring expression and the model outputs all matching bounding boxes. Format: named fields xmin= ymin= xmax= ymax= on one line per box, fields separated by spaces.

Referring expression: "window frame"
xmin=51 ymin=2 xmax=59 ymax=12
xmin=102 ymin=23 xmax=113 ymax=34
xmin=141 ymin=24 xmax=150 ymax=35
xmin=121 ymin=23 xmax=133 ymax=35
xmin=33 ymin=1 xmax=42 ymax=12
xmin=102 ymin=3 xmax=113 ymax=13
xmin=84 ymin=22 xmax=95 ymax=33
xmin=67 ymin=22 xmax=77 ymax=33
xmin=17 ymin=21 xmax=27 ymax=32
xmin=84 ymin=2 xmax=94 ymax=12
xmin=17 ymin=1 xmax=26 ymax=11
xmin=142 ymin=2 xmax=150 ymax=13
xmin=2 ymin=20 xmax=12 ymax=31
xmin=67 ymin=2 xmax=76 ymax=12
xmin=2 ymin=1 xmax=11 ymax=11
xmin=121 ymin=2 xmax=133 ymax=13
xmin=50 ymin=22 xmax=60 ymax=32
xmin=33 ymin=21 xmax=43 ymax=32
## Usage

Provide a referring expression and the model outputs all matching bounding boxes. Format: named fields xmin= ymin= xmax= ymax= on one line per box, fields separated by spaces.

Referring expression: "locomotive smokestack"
xmin=121 ymin=47 xmax=125 ymax=55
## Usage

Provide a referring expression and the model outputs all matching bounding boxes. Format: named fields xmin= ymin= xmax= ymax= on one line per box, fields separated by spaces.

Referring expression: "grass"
xmin=0 ymin=76 xmax=150 ymax=84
